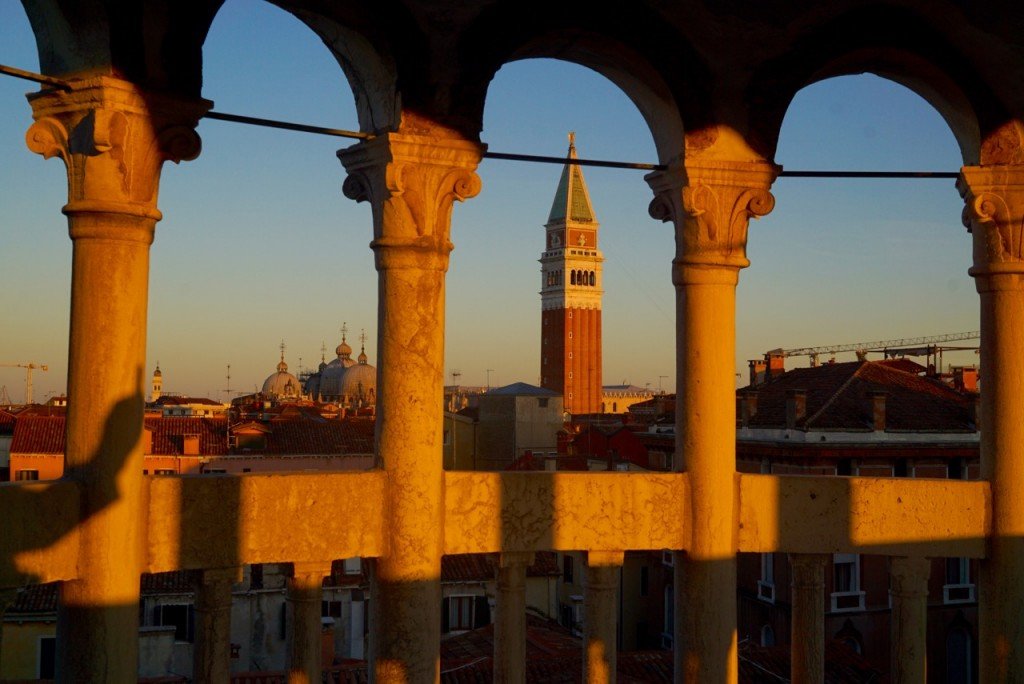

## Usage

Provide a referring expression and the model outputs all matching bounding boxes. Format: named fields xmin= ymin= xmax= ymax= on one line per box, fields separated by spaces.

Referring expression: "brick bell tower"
xmin=540 ymin=133 xmax=603 ymax=414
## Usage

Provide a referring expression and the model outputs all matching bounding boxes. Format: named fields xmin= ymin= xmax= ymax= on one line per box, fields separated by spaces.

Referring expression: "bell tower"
xmin=540 ymin=133 xmax=603 ymax=414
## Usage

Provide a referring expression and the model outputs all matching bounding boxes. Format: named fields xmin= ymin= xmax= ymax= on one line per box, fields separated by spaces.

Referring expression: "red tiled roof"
xmin=262 ymin=419 xmax=374 ymax=455
xmin=10 ymin=415 xmax=64 ymax=453
xmin=8 ymin=582 xmax=58 ymax=614
xmin=154 ymin=396 xmax=224 ymax=406
xmin=147 ymin=417 xmax=229 ymax=456
xmin=743 ymin=360 xmax=975 ymax=432
xmin=142 ymin=571 xmax=198 ymax=594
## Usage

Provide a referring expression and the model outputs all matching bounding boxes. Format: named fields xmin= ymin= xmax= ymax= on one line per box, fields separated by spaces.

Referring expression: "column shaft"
xmin=25 ymin=77 xmax=206 ymax=684
xmin=287 ymin=564 xmax=330 ymax=684
xmin=648 ymin=159 xmax=777 ymax=684
xmin=889 ymin=556 xmax=930 ymax=684
xmin=584 ymin=551 xmax=622 ymax=684
xmin=339 ymin=134 xmax=482 ymax=683
xmin=194 ymin=568 xmax=239 ymax=684
xmin=495 ymin=553 xmax=532 ymax=684
xmin=789 ymin=554 xmax=827 ymax=684
xmin=959 ymin=167 xmax=1024 ymax=681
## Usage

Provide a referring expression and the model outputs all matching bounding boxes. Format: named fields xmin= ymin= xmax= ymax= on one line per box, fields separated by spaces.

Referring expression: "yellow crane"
xmin=0 ymin=363 xmax=48 ymax=404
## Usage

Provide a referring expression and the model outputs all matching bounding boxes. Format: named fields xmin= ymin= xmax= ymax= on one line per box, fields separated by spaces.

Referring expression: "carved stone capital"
xmin=338 ymin=133 xmax=484 ymax=272
xmin=958 ymin=165 xmax=1024 ymax=291
xmin=25 ymin=77 xmax=209 ymax=237
xmin=646 ymin=160 xmax=778 ymax=284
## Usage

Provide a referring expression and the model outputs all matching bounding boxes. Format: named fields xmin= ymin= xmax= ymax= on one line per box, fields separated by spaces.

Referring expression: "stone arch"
xmin=270 ymin=2 xmax=401 ymax=134
xmin=455 ymin=6 xmax=704 ymax=163
xmin=746 ymin=5 xmax=999 ymax=164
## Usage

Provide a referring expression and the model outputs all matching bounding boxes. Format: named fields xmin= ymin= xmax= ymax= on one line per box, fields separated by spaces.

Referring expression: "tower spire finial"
xmin=568 ymin=131 xmax=576 ymax=154
xmin=360 ymin=328 xmax=367 ymax=352
xmin=279 ymin=340 xmax=286 ymax=362
xmin=341 ymin=321 xmax=348 ymax=343
xmin=320 ymin=341 xmax=327 ymax=363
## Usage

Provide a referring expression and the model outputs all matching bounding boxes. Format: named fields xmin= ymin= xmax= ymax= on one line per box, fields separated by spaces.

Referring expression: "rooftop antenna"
xmin=451 ymin=369 xmax=462 ymax=385
xmin=320 ymin=342 xmax=327 ymax=364
xmin=223 ymin=364 xmax=232 ymax=397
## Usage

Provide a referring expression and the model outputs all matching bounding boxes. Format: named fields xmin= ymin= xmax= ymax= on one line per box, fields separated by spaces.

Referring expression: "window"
xmin=445 ymin=595 xmax=477 ymax=631
xmin=443 ymin=429 xmax=450 ymax=445
xmin=38 ymin=636 xmax=56 ymax=679
xmin=831 ymin=554 xmax=865 ymax=611
xmin=569 ymin=371 xmax=573 ymax=379
xmin=662 ymin=584 xmax=674 ymax=649
xmin=568 ymin=332 xmax=573 ymax=339
xmin=563 ymin=554 xmax=574 ymax=584
xmin=760 ymin=624 xmax=775 ymax=647
xmin=154 ymin=469 xmax=175 ymax=475
xmin=944 ymin=557 xmax=975 ymax=603
xmin=322 ymin=600 xmax=343 ymax=618
xmin=758 ymin=553 xmax=775 ymax=603
xmin=538 ymin=398 xmax=548 ymax=408
xmin=15 ymin=469 xmax=39 ymax=481
xmin=154 ymin=603 xmax=195 ymax=642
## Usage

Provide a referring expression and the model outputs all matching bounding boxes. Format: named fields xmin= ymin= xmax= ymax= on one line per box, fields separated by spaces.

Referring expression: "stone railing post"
xmin=495 ymin=552 xmax=533 ymax=684
xmin=647 ymin=158 xmax=778 ymax=684
xmin=789 ymin=553 xmax=827 ymax=684
xmin=26 ymin=77 xmax=206 ymax=683
xmin=339 ymin=132 xmax=483 ymax=682
xmin=193 ymin=567 xmax=241 ymax=684
xmin=584 ymin=551 xmax=623 ymax=684
xmin=286 ymin=562 xmax=332 ymax=684
xmin=889 ymin=556 xmax=930 ymax=683
xmin=959 ymin=163 xmax=1024 ymax=681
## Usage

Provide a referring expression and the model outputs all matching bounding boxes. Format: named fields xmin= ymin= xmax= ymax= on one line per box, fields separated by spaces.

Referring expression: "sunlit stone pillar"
xmin=26 ymin=77 xmax=206 ymax=683
xmin=584 ymin=551 xmax=622 ymax=684
xmin=889 ymin=556 xmax=930 ymax=683
xmin=286 ymin=562 xmax=331 ymax=684
xmin=495 ymin=552 xmax=533 ymax=684
xmin=194 ymin=567 xmax=240 ymax=684
xmin=339 ymin=131 xmax=483 ymax=683
xmin=959 ymin=160 xmax=1024 ymax=681
xmin=648 ymin=157 xmax=777 ymax=683
xmin=788 ymin=554 xmax=826 ymax=684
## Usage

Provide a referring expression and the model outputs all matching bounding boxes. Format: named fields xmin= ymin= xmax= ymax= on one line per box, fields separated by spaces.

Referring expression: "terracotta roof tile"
xmin=262 ymin=419 xmax=374 ymax=455
xmin=10 ymin=415 xmax=65 ymax=453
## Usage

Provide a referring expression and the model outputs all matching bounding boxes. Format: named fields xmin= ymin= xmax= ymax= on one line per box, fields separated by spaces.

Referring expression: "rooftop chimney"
xmin=869 ymin=391 xmax=887 ymax=431
xmin=766 ymin=351 xmax=786 ymax=380
xmin=785 ymin=390 xmax=806 ymax=429
xmin=953 ymin=366 xmax=979 ymax=393
xmin=748 ymin=359 xmax=767 ymax=387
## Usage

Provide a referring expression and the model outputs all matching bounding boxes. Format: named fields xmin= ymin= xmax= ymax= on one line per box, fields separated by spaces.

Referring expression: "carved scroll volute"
xmin=339 ymin=134 xmax=483 ymax=270
xmin=647 ymin=161 xmax=778 ymax=278
xmin=25 ymin=78 xmax=208 ymax=214
xmin=958 ymin=166 xmax=1024 ymax=289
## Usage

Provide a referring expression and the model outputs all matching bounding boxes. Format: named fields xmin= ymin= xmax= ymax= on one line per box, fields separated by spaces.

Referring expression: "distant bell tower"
xmin=540 ymin=133 xmax=603 ymax=414
xmin=151 ymin=363 xmax=163 ymax=402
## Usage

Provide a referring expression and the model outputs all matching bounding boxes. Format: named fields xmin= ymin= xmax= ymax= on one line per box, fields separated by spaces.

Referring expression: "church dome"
xmin=340 ymin=360 xmax=376 ymax=403
xmin=262 ymin=351 xmax=303 ymax=400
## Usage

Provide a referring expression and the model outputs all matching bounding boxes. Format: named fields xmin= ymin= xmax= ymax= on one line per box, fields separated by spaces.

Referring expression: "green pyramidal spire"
xmin=548 ymin=132 xmax=596 ymax=224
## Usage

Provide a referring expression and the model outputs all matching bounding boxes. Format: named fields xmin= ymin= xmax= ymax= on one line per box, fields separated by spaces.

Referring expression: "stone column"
xmin=789 ymin=554 xmax=827 ymax=684
xmin=648 ymin=158 xmax=777 ymax=684
xmin=286 ymin=562 xmax=331 ymax=684
xmin=339 ymin=132 xmax=483 ymax=683
xmin=959 ymin=160 xmax=1024 ymax=681
xmin=495 ymin=552 xmax=533 ymax=684
xmin=889 ymin=556 xmax=930 ymax=683
xmin=25 ymin=76 xmax=206 ymax=683
xmin=584 ymin=551 xmax=622 ymax=684
xmin=194 ymin=567 xmax=241 ymax=684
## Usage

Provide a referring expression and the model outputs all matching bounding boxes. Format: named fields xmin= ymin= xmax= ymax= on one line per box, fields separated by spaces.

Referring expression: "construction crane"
xmin=0 ymin=362 xmax=49 ymax=404
xmin=770 ymin=331 xmax=980 ymax=368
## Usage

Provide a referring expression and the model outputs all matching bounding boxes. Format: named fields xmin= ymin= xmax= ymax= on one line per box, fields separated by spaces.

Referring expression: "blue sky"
xmin=0 ymin=1 xmax=978 ymax=401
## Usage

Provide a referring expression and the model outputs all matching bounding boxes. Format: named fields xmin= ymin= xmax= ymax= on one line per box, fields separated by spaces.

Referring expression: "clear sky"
xmin=0 ymin=1 xmax=979 ymax=402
